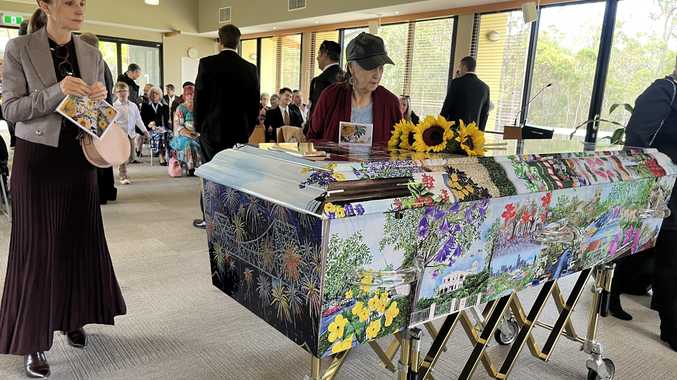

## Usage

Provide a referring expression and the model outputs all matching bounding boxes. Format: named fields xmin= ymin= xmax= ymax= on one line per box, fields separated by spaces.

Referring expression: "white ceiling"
xmin=200 ymin=0 xmax=502 ymax=37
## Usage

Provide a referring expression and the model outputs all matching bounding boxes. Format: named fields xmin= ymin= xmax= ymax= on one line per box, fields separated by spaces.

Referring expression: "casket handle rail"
xmin=352 ymin=268 xmax=420 ymax=293
xmin=637 ymin=202 xmax=671 ymax=220
xmin=535 ymin=219 xmax=583 ymax=246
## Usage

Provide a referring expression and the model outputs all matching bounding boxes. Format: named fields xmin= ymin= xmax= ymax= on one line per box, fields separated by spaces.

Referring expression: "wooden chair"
xmin=276 ymin=126 xmax=305 ymax=143
xmin=248 ymin=126 xmax=266 ymax=144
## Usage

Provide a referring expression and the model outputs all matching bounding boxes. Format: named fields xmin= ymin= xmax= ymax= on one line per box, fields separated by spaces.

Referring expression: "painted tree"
xmin=325 ymin=231 xmax=372 ymax=301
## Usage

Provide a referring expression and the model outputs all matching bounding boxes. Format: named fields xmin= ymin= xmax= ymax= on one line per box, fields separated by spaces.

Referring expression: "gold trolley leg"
xmin=417 ymin=312 xmax=461 ymax=380
xmin=308 ymin=350 xmax=351 ymax=380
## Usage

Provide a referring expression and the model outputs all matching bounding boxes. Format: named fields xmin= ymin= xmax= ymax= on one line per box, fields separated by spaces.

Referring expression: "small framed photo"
xmin=338 ymin=122 xmax=373 ymax=146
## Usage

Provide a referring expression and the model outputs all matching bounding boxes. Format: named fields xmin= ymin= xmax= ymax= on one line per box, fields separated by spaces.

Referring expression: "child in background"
xmin=113 ymin=82 xmax=149 ymax=185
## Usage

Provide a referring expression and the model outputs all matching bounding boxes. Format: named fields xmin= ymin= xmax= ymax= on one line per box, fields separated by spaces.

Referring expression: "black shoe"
xmin=64 ymin=328 xmax=87 ymax=348
xmin=25 ymin=352 xmax=50 ymax=378
xmin=609 ymin=297 xmax=633 ymax=321
xmin=193 ymin=219 xmax=207 ymax=229
xmin=660 ymin=330 xmax=677 ymax=351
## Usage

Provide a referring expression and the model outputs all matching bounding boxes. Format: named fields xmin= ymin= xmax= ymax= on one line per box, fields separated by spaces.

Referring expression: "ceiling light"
xmin=145 ymin=0 xmax=159 ymax=5
xmin=395 ymin=11 xmax=400 ymax=15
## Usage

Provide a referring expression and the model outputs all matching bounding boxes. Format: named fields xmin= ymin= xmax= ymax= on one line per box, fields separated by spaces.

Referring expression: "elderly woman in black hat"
xmin=307 ymin=32 xmax=402 ymax=145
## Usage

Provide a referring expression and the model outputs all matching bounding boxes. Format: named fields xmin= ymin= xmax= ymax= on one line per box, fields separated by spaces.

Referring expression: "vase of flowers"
xmin=389 ymin=116 xmax=486 ymax=157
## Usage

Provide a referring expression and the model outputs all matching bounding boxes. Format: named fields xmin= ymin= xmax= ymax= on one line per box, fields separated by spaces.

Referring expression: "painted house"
xmin=437 ymin=261 xmax=480 ymax=296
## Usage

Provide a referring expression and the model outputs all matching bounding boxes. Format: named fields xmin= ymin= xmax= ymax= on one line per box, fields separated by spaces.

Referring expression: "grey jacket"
xmin=2 ymin=27 xmax=105 ymax=147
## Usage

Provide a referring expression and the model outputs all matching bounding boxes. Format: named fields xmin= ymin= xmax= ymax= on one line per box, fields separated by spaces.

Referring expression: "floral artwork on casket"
xmin=197 ymin=141 xmax=677 ymax=358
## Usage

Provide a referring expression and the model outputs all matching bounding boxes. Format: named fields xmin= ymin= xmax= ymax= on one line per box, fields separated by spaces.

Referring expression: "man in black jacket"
xmin=307 ymin=41 xmax=343 ymax=134
xmin=192 ymin=24 xmax=260 ymax=229
xmin=265 ymin=87 xmax=304 ymax=142
xmin=441 ymin=56 xmax=491 ymax=131
xmin=615 ymin=59 xmax=677 ymax=350
xmin=117 ymin=64 xmax=142 ymax=106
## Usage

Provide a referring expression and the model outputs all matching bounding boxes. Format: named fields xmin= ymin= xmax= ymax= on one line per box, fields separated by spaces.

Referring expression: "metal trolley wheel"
xmin=494 ymin=317 xmax=519 ymax=346
xmin=587 ymin=358 xmax=615 ymax=380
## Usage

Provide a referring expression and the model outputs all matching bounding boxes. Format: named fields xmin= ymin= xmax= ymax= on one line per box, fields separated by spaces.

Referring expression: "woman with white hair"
xmin=140 ymin=86 xmax=170 ymax=165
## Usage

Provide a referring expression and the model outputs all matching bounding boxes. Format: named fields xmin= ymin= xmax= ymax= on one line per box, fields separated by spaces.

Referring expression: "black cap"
xmin=346 ymin=32 xmax=394 ymax=70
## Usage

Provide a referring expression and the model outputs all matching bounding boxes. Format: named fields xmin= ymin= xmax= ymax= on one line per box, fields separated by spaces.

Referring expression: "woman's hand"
xmin=60 ymin=76 xmax=91 ymax=97
xmin=89 ymin=82 xmax=107 ymax=102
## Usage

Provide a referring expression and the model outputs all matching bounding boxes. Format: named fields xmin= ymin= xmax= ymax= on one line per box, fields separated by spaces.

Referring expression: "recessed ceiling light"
xmin=395 ymin=11 xmax=400 ymax=15
xmin=144 ymin=0 xmax=159 ymax=5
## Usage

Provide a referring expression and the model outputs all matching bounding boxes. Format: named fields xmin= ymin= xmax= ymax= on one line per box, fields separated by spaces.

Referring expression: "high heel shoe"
xmin=24 ymin=352 xmax=50 ymax=378
xmin=63 ymin=328 xmax=87 ymax=348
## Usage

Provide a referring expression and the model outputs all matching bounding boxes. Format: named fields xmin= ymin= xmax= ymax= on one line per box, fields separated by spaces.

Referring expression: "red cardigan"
xmin=307 ymin=83 xmax=402 ymax=145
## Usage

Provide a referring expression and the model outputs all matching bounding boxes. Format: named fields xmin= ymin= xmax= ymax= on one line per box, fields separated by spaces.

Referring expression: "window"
xmin=341 ymin=27 xmax=369 ymax=67
xmin=241 ymin=39 xmax=257 ymax=66
xmin=409 ymin=18 xmax=455 ymax=117
xmin=602 ymin=0 xmax=677 ymax=134
xmin=100 ymin=41 xmax=119 ymax=81
xmin=475 ymin=11 xmax=531 ymax=132
xmin=121 ymin=43 xmax=162 ymax=91
xmin=311 ymin=31 xmax=340 ymax=77
xmin=0 ymin=27 xmax=18 ymax=59
xmin=259 ymin=37 xmax=278 ymax=97
xmin=279 ymin=34 xmax=302 ymax=91
xmin=377 ymin=23 xmax=409 ymax=96
xmin=526 ymin=2 xmax=606 ymax=134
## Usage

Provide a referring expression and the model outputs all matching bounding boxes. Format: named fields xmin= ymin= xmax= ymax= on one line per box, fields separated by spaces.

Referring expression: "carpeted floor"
xmin=0 ymin=150 xmax=676 ymax=379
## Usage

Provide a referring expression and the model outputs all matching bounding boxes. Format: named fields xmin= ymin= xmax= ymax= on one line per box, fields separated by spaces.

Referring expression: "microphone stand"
xmin=512 ymin=83 xmax=553 ymax=127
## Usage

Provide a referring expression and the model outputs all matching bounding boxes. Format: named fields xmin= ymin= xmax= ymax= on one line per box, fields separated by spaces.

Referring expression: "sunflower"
xmin=455 ymin=120 xmax=485 ymax=157
xmin=412 ymin=116 xmax=454 ymax=152
xmin=398 ymin=122 xmax=418 ymax=151
xmin=389 ymin=119 xmax=415 ymax=149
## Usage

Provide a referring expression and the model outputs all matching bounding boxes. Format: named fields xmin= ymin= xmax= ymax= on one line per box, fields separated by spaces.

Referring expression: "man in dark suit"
xmin=265 ymin=87 xmax=303 ymax=142
xmin=307 ymin=41 xmax=343 ymax=134
xmin=117 ymin=63 xmax=143 ymax=106
xmin=441 ymin=56 xmax=491 ymax=131
xmin=193 ymin=24 xmax=260 ymax=229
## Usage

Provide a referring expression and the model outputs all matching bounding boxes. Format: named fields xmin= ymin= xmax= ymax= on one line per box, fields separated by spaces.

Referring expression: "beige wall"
xmin=198 ymin=0 xmax=431 ymax=33
xmin=163 ymin=34 xmax=219 ymax=87
xmin=0 ymin=0 xmax=216 ymax=88
xmin=453 ymin=14 xmax=475 ymax=74
xmin=0 ymin=0 xmax=199 ymax=33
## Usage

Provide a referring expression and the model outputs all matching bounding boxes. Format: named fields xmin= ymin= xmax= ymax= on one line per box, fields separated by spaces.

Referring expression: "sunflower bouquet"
xmin=389 ymin=116 xmax=486 ymax=157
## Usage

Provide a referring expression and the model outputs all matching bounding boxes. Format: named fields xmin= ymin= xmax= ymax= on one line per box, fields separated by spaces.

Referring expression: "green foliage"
xmin=325 ymin=232 xmax=373 ymax=300
xmin=380 ymin=209 xmax=424 ymax=269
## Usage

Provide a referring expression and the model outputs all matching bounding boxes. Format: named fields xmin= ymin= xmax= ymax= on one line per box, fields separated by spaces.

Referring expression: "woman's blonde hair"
xmin=149 ymin=86 xmax=163 ymax=99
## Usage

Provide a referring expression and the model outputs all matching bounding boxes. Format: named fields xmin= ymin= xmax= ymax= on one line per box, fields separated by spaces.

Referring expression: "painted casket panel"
xmin=203 ymin=180 xmax=324 ymax=355
xmin=198 ymin=142 xmax=677 ymax=358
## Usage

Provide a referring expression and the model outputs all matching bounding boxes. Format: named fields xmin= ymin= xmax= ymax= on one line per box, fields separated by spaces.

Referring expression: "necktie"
xmin=283 ymin=109 xmax=290 ymax=126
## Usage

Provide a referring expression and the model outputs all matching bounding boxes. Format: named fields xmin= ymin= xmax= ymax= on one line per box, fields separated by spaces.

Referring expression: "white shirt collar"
xmin=279 ymin=105 xmax=289 ymax=112
xmin=323 ymin=62 xmax=339 ymax=71
xmin=223 ymin=48 xmax=238 ymax=54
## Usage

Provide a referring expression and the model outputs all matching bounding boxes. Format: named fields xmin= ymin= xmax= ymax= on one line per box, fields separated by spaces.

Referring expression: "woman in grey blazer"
xmin=0 ymin=2 xmax=126 ymax=378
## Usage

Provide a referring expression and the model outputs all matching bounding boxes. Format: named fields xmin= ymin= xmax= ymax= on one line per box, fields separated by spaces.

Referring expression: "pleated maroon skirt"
xmin=0 ymin=124 xmax=126 ymax=355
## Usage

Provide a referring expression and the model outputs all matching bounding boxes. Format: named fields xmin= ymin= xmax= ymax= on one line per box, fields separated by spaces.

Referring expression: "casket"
xmin=196 ymin=140 xmax=677 ymax=358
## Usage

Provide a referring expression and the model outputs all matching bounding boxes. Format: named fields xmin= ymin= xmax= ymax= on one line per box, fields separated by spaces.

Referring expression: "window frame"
xmin=473 ymin=0 xmax=623 ymax=144
xmin=239 ymin=34 xmax=304 ymax=93
xmin=96 ymin=34 xmax=164 ymax=89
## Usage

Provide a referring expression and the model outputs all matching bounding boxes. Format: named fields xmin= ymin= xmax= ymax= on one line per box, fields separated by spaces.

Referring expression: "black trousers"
xmin=198 ymin=137 xmax=221 ymax=220
xmin=611 ymin=249 xmax=655 ymax=296
xmin=653 ymin=230 xmax=677 ymax=336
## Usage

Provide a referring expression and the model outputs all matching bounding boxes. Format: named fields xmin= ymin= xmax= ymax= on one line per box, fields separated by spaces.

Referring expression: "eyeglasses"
xmin=51 ymin=45 xmax=74 ymax=77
